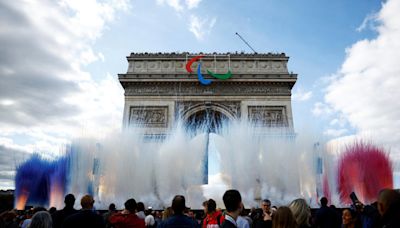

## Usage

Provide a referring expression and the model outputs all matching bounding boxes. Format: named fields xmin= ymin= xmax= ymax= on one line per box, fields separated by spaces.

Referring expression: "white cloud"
xmin=312 ymin=102 xmax=333 ymax=117
xmin=292 ymin=88 xmax=312 ymax=101
xmin=189 ymin=15 xmax=217 ymax=41
xmin=356 ymin=12 xmax=378 ymax=32
xmin=329 ymin=115 xmax=348 ymax=128
xmin=156 ymin=0 xmax=184 ymax=12
xmin=0 ymin=0 xmax=127 ymax=188
xmin=185 ymin=0 xmax=202 ymax=9
xmin=323 ymin=128 xmax=348 ymax=138
xmin=325 ymin=0 xmax=400 ymax=156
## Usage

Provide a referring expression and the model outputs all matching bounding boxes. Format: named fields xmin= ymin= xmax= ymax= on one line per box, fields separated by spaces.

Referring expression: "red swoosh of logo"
xmin=185 ymin=55 xmax=204 ymax=73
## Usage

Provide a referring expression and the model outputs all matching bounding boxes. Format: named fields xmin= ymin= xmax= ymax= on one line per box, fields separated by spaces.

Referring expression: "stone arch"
xmin=181 ymin=103 xmax=237 ymax=122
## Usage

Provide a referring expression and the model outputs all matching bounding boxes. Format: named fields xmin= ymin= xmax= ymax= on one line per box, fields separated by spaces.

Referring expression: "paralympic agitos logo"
xmin=185 ymin=55 xmax=232 ymax=85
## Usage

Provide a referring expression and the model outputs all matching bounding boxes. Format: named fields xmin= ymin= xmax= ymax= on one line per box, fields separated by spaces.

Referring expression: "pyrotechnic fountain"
xmin=14 ymin=119 xmax=394 ymax=210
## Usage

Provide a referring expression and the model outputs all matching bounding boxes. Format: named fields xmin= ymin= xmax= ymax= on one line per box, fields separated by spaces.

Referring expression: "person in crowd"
xmin=328 ymin=205 xmax=342 ymax=228
xmin=62 ymin=194 xmax=105 ymax=228
xmin=186 ymin=210 xmax=196 ymax=221
xmin=237 ymin=206 xmax=251 ymax=228
xmin=202 ymin=199 xmax=224 ymax=228
xmin=158 ymin=195 xmax=197 ymax=228
xmin=344 ymin=198 xmax=378 ymax=228
xmin=29 ymin=211 xmax=52 ymax=228
xmin=254 ymin=199 xmax=272 ymax=228
xmin=109 ymin=198 xmax=145 ymax=228
xmin=52 ymin=194 xmax=78 ymax=228
xmin=315 ymin=197 xmax=337 ymax=228
xmin=377 ymin=188 xmax=400 ymax=228
xmin=203 ymin=201 xmax=208 ymax=214
xmin=341 ymin=208 xmax=361 ymax=228
xmin=221 ymin=189 xmax=243 ymax=228
xmin=162 ymin=207 xmax=173 ymax=221
xmin=20 ymin=209 xmax=33 ymax=228
xmin=154 ymin=211 xmax=162 ymax=226
xmin=272 ymin=206 xmax=297 ymax=228
xmin=137 ymin=202 xmax=146 ymax=220
xmin=145 ymin=208 xmax=156 ymax=228
xmin=201 ymin=201 xmax=208 ymax=228
xmin=103 ymin=203 xmax=117 ymax=228
xmin=0 ymin=210 xmax=19 ymax=228
xmin=48 ymin=207 xmax=57 ymax=215
xmin=289 ymin=198 xmax=311 ymax=228
xmin=21 ymin=207 xmax=47 ymax=228
xmin=261 ymin=199 xmax=272 ymax=218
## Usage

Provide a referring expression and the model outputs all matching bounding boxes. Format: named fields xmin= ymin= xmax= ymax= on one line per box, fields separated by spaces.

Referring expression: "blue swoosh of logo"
xmin=197 ymin=62 xmax=212 ymax=85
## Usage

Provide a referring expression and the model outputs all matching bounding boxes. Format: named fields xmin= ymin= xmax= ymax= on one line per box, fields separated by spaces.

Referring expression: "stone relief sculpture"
xmin=248 ymin=106 xmax=287 ymax=127
xmin=129 ymin=106 xmax=168 ymax=127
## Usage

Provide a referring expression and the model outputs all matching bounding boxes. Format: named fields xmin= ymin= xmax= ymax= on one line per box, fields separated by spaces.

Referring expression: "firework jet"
xmin=14 ymin=154 xmax=69 ymax=209
xmin=337 ymin=141 xmax=393 ymax=204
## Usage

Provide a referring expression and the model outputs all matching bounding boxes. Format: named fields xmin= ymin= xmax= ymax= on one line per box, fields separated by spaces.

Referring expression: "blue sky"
xmin=86 ymin=0 xmax=380 ymax=134
xmin=1 ymin=0 xmax=400 ymax=189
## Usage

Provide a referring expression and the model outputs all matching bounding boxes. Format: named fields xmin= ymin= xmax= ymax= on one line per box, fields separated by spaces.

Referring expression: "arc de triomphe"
xmin=118 ymin=52 xmax=297 ymax=137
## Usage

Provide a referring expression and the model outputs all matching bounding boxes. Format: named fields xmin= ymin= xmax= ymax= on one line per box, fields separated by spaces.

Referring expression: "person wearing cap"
xmin=52 ymin=194 xmax=78 ymax=228
xmin=62 ymin=194 xmax=105 ymax=228
xmin=158 ymin=195 xmax=198 ymax=228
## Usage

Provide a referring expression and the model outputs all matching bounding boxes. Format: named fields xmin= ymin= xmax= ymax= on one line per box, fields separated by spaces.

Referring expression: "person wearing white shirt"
xmin=145 ymin=210 xmax=155 ymax=227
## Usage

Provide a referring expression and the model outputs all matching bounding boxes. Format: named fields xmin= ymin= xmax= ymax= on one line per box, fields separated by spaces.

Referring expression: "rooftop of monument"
xmin=128 ymin=52 xmax=288 ymax=59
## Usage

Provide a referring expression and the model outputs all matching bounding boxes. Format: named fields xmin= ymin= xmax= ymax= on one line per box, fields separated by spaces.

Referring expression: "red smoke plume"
xmin=337 ymin=141 xmax=393 ymax=204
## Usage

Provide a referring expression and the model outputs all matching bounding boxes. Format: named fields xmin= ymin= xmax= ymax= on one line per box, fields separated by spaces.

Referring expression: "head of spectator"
xmin=342 ymin=208 xmax=357 ymax=228
xmin=80 ymin=195 xmax=95 ymax=210
xmin=64 ymin=194 xmax=76 ymax=208
xmin=124 ymin=198 xmax=137 ymax=213
xmin=261 ymin=199 xmax=271 ymax=215
xmin=207 ymin=199 xmax=217 ymax=214
xmin=240 ymin=206 xmax=248 ymax=216
xmin=146 ymin=208 xmax=153 ymax=216
xmin=188 ymin=210 xmax=195 ymax=219
xmin=272 ymin=206 xmax=297 ymax=228
xmin=171 ymin=195 xmax=187 ymax=215
xmin=377 ymin=189 xmax=400 ymax=217
xmin=162 ymin=207 xmax=173 ymax=220
xmin=289 ymin=198 xmax=311 ymax=227
xmin=48 ymin=207 xmax=56 ymax=215
xmin=222 ymin=189 xmax=242 ymax=219
xmin=2 ymin=211 xmax=17 ymax=224
xmin=108 ymin=203 xmax=116 ymax=212
xmin=30 ymin=211 xmax=52 ymax=228
xmin=137 ymin=202 xmax=145 ymax=212
xmin=320 ymin=197 xmax=328 ymax=207
xmin=202 ymin=200 xmax=208 ymax=214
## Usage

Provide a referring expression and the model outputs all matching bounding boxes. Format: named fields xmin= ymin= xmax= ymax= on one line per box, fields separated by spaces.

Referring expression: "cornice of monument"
xmin=127 ymin=52 xmax=289 ymax=60
xmin=122 ymin=52 xmax=295 ymax=77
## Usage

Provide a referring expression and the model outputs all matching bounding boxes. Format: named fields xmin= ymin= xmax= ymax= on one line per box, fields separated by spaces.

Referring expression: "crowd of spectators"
xmin=0 ymin=188 xmax=399 ymax=228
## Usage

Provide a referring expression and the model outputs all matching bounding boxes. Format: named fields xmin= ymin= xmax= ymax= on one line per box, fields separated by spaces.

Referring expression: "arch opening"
xmin=185 ymin=109 xmax=229 ymax=133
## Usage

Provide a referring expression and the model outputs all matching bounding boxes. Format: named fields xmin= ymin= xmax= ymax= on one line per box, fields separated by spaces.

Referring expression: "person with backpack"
xmin=202 ymin=199 xmax=224 ymax=228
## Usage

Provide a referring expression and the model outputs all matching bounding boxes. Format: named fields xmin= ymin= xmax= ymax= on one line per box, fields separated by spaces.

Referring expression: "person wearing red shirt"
xmin=109 ymin=199 xmax=145 ymax=228
xmin=203 ymin=199 xmax=224 ymax=228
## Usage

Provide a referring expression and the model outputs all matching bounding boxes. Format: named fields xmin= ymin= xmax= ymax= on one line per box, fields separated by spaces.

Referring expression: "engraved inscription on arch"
xmin=248 ymin=106 xmax=288 ymax=127
xmin=129 ymin=106 xmax=168 ymax=127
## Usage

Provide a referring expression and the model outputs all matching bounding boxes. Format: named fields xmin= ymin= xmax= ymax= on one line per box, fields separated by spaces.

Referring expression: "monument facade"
xmin=118 ymin=52 xmax=297 ymax=136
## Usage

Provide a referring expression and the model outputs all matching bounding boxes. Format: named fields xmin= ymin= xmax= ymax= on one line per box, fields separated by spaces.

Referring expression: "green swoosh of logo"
xmin=206 ymin=69 xmax=233 ymax=80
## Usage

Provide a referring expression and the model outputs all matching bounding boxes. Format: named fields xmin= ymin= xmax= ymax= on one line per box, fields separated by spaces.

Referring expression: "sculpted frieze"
xmin=129 ymin=106 xmax=168 ymax=127
xmin=248 ymin=106 xmax=288 ymax=127
xmin=125 ymin=82 xmax=291 ymax=96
